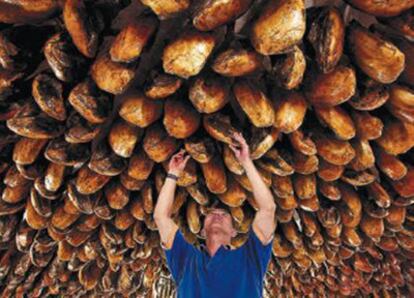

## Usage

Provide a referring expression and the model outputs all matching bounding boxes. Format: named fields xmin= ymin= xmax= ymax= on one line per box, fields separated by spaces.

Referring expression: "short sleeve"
xmin=245 ymin=227 xmax=273 ymax=278
xmin=162 ymin=229 xmax=195 ymax=285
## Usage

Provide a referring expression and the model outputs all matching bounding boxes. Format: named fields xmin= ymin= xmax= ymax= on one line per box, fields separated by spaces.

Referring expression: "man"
xmin=154 ymin=132 xmax=277 ymax=298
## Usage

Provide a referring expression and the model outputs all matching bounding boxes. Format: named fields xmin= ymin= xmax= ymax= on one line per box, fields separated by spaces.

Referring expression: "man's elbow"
xmin=154 ymin=211 xmax=171 ymax=223
xmin=154 ymin=212 xmax=165 ymax=221
xmin=154 ymin=203 xmax=169 ymax=220
xmin=154 ymin=214 xmax=165 ymax=230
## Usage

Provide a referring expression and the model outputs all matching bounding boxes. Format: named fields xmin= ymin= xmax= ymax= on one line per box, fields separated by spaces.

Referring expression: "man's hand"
xmin=168 ymin=149 xmax=190 ymax=176
xmin=229 ymin=132 xmax=251 ymax=166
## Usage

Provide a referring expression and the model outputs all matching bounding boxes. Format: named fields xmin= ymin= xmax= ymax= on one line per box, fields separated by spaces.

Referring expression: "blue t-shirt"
xmin=163 ymin=227 xmax=273 ymax=298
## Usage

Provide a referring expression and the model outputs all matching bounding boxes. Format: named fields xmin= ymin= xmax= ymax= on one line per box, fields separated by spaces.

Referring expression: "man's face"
xmin=202 ymin=208 xmax=235 ymax=238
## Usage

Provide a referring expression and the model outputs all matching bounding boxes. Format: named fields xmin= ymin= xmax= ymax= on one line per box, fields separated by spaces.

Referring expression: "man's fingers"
xmin=184 ymin=155 xmax=190 ymax=163
xmin=177 ymin=152 xmax=189 ymax=161
xmin=232 ymin=133 xmax=245 ymax=144
xmin=237 ymin=133 xmax=247 ymax=144
xmin=173 ymin=150 xmax=186 ymax=160
xmin=229 ymin=144 xmax=238 ymax=153
xmin=175 ymin=149 xmax=185 ymax=157
xmin=172 ymin=154 xmax=183 ymax=163
xmin=230 ymin=135 xmax=241 ymax=145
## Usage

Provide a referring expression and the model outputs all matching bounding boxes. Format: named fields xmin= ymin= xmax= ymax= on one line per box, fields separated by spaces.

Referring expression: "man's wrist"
xmin=241 ymin=158 xmax=254 ymax=168
xmin=167 ymin=172 xmax=179 ymax=181
xmin=168 ymin=170 xmax=180 ymax=176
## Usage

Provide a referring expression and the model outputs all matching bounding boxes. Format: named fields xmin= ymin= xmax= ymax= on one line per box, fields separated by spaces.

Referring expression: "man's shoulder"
xmin=163 ymin=228 xmax=198 ymax=254
xmin=250 ymin=225 xmax=274 ymax=246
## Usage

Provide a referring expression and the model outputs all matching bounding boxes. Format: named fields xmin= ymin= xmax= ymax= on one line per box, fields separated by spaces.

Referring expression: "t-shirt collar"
xmin=200 ymin=243 xmax=231 ymax=252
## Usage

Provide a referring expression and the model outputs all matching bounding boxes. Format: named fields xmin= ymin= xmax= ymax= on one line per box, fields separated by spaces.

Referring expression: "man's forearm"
xmin=242 ymin=159 xmax=276 ymax=211
xmin=154 ymin=177 xmax=177 ymax=219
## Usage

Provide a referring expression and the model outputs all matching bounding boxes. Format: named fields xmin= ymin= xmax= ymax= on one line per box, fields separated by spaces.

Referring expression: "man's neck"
xmin=205 ymin=234 xmax=231 ymax=257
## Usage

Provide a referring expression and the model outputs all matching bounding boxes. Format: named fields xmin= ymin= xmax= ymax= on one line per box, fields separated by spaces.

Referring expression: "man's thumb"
xmin=229 ymin=144 xmax=236 ymax=152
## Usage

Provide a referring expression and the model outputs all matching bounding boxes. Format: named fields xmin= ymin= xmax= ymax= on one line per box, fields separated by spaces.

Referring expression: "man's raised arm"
xmin=229 ymin=132 xmax=277 ymax=245
xmin=154 ymin=149 xmax=190 ymax=250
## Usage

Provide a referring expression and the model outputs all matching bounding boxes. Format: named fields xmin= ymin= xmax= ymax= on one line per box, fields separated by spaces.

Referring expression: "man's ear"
xmin=231 ymin=228 xmax=237 ymax=238
xmin=201 ymin=228 xmax=206 ymax=238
